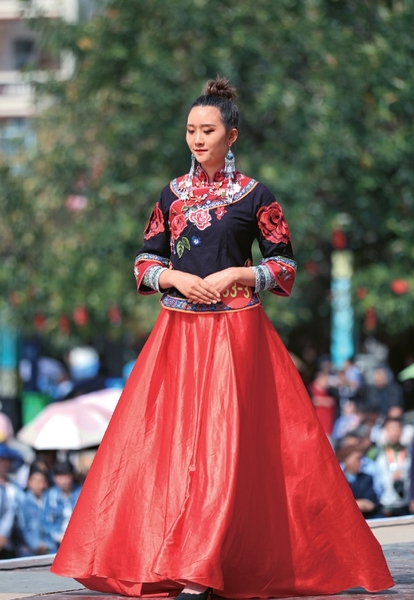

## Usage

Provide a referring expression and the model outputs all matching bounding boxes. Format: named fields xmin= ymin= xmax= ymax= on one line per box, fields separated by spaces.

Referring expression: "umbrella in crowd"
xmin=398 ymin=363 xmax=414 ymax=382
xmin=17 ymin=388 xmax=122 ymax=450
xmin=0 ymin=411 xmax=14 ymax=442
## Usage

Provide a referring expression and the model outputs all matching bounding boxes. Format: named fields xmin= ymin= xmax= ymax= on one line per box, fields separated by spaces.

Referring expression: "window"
xmin=0 ymin=118 xmax=36 ymax=156
xmin=14 ymin=39 xmax=36 ymax=70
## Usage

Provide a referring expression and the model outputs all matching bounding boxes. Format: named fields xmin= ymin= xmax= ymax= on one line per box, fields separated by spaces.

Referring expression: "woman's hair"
xmin=191 ymin=76 xmax=239 ymax=130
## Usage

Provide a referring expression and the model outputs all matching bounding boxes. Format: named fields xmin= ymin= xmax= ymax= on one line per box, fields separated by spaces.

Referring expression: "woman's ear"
xmin=228 ymin=128 xmax=238 ymax=146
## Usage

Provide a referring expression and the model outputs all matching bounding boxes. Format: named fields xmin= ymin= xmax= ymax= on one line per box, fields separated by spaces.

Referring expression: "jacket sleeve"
xmin=254 ymin=186 xmax=297 ymax=297
xmin=134 ymin=187 xmax=172 ymax=295
xmin=0 ymin=485 xmax=15 ymax=539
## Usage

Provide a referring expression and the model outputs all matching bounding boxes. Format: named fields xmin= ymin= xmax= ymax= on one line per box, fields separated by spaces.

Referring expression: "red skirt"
xmin=51 ymin=306 xmax=394 ymax=598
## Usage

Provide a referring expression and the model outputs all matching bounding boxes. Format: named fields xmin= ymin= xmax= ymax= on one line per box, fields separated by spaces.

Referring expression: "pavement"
xmin=1 ymin=517 xmax=414 ymax=600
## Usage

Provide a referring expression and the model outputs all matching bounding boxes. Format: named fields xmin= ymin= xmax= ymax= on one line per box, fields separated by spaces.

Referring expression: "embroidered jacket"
xmin=135 ymin=166 xmax=296 ymax=312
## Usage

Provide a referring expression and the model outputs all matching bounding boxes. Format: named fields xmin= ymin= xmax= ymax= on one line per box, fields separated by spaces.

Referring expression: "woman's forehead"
xmin=187 ymin=105 xmax=222 ymax=125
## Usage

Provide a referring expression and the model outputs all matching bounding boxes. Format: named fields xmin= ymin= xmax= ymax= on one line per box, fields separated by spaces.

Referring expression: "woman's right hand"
xmin=159 ymin=270 xmax=221 ymax=304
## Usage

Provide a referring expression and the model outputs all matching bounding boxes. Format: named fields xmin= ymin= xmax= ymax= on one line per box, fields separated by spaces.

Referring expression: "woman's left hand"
xmin=204 ymin=267 xmax=255 ymax=295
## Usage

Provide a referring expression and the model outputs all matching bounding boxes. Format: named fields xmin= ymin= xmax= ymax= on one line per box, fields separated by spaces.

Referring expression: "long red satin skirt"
xmin=51 ymin=306 xmax=394 ymax=598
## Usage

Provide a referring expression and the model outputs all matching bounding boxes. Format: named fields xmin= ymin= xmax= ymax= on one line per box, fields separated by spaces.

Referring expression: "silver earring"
xmin=189 ymin=153 xmax=195 ymax=179
xmin=225 ymin=148 xmax=235 ymax=179
xmin=225 ymin=148 xmax=236 ymax=202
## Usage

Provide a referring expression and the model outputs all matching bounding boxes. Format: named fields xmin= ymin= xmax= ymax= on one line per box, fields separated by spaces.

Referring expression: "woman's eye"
xmin=187 ymin=130 xmax=195 ymax=134
xmin=204 ymin=130 xmax=214 ymax=134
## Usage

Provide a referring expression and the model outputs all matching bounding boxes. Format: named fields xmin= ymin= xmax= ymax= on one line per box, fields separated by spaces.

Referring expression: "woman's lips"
xmin=194 ymin=149 xmax=207 ymax=153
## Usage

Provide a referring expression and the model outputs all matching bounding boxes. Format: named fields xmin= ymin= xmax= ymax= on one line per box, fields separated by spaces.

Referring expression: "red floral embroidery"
xmin=143 ymin=203 xmax=165 ymax=240
xmin=189 ymin=208 xmax=212 ymax=231
xmin=215 ymin=207 xmax=227 ymax=220
xmin=257 ymin=202 xmax=290 ymax=244
xmin=170 ymin=213 xmax=187 ymax=241
xmin=196 ymin=168 xmax=208 ymax=183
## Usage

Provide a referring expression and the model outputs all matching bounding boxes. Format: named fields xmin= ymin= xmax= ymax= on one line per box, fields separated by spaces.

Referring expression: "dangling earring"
xmin=182 ymin=153 xmax=195 ymax=200
xmin=189 ymin=152 xmax=195 ymax=179
xmin=225 ymin=148 xmax=235 ymax=178
xmin=225 ymin=148 xmax=236 ymax=202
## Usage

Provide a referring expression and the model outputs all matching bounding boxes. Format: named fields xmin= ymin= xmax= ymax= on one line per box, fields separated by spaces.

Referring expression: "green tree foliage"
xmin=2 ymin=0 xmax=414 ymax=347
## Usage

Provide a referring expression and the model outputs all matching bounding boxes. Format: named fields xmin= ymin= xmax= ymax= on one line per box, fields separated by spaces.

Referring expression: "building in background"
xmin=0 ymin=0 xmax=94 ymax=153
xmin=0 ymin=0 xmax=96 ymax=429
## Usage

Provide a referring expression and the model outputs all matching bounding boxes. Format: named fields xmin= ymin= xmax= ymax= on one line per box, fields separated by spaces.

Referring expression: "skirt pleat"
xmin=51 ymin=306 xmax=394 ymax=598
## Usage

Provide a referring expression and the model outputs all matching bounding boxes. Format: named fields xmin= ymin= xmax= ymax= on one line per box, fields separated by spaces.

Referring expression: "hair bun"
xmin=203 ymin=76 xmax=237 ymax=102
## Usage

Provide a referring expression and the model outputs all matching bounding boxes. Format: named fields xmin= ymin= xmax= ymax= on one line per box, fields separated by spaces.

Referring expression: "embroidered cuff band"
xmin=143 ymin=266 xmax=168 ymax=293
xmin=251 ymin=265 xmax=273 ymax=292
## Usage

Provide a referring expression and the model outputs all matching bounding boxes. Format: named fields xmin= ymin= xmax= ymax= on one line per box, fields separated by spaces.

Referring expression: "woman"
xmin=52 ymin=78 xmax=393 ymax=598
xmin=17 ymin=464 xmax=51 ymax=556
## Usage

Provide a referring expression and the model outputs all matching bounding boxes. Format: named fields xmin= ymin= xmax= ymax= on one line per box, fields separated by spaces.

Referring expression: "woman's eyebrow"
xmin=186 ymin=123 xmax=217 ymax=127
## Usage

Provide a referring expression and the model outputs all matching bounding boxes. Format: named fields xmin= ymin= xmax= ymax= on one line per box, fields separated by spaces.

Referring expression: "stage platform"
xmin=1 ymin=517 xmax=413 ymax=600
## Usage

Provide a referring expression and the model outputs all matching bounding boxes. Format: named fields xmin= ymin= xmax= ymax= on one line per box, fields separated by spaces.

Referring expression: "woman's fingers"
xmin=188 ymin=282 xmax=220 ymax=303
xmin=173 ymin=272 xmax=220 ymax=303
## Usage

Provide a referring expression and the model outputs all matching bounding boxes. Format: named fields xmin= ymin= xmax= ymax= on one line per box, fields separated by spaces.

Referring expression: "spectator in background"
xmin=336 ymin=429 xmax=382 ymax=498
xmin=0 ymin=477 xmax=14 ymax=558
xmin=376 ymin=418 xmax=411 ymax=517
xmin=0 ymin=443 xmax=24 ymax=558
xmin=341 ymin=447 xmax=379 ymax=519
xmin=367 ymin=367 xmax=403 ymax=417
xmin=343 ymin=357 xmax=364 ymax=395
xmin=372 ymin=405 xmax=414 ymax=449
xmin=15 ymin=450 xmax=56 ymax=490
xmin=43 ymin=460 xmax=81 ymax=551
xmin=331 ymin=400 xmax=362 ymax=443
xmin=17 ymin=464 xmax=51 ymax=556
xmin=308 ymin=370 xmax=339 ymax=439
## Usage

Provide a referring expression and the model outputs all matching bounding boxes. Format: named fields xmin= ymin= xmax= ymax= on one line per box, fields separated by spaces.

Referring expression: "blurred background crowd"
xmin=1 ymin=339 xmax=414 ymax=559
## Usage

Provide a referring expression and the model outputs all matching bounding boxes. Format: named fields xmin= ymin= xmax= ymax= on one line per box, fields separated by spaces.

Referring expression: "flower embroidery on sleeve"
xmin=257 ymin=202 xmax=290 ymax=244
xmin=189 ymin=208 xmax=212 ymax=231
xmin=215 ymin=207 xmax=227 ymax=220
xmin=170 ymin=213 xmax=187 ymax=241
xmin=143 ymin=202 xmax=165 ymax=240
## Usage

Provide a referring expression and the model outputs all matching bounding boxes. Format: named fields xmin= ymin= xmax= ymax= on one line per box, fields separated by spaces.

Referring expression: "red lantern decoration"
xmin=305 ymin=260 xmax=318 ymax=276
xmin=390 ymin=279 xmax=409 ymax=295
xmin=108 ymin=304 xmax=122 ymax=325
xmin=59 ymin=315 xmax=70 ymax=335
xmin=332 ymin=228 xmax=347 ymax=250
xmin=356 ymin=287 xmax=368 ymax=300
xmin=33 ymin=313 xmax=46 ymax=331
xmin=73 ymin=306 xmax=88 ymax=326
xmin=364 ymin=307 xmax=377 ymax=331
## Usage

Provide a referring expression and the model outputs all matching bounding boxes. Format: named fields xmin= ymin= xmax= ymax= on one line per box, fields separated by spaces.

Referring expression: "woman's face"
xmin=28 ymin=471 xmax=48 ymax=498
xmin=186 ymin=106 xmax=238 ymax=177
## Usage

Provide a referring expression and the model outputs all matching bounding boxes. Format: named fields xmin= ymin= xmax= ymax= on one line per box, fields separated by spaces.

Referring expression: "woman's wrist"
xmin=229 ymin=267 xmax=256 ymax=287
xmin=159 ymin=269 xmax=177 ymax=289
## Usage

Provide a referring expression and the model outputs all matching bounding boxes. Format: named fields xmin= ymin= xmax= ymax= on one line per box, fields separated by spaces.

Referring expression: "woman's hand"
xmin=204 ymin=267 xmax=255 ymax=295
xmin=159 ymin=270 xmax=221 ymax=304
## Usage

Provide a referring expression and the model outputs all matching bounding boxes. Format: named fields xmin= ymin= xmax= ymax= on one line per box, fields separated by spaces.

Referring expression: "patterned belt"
xmin=160 ymin=286 xmax=261 ymax=313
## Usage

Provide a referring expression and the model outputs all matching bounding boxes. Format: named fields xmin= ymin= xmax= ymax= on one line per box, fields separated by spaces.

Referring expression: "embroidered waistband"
xmin=160 ymin=292 xmax=261 ymax=314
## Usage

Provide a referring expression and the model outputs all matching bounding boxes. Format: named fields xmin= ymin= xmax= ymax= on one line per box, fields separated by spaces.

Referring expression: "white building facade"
xmin=0 ymin=0 xmax=87 ymax=152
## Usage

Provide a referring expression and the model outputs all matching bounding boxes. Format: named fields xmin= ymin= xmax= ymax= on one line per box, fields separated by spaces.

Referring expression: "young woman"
xmin=51 ymin=78 xmax=393 ymax=598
